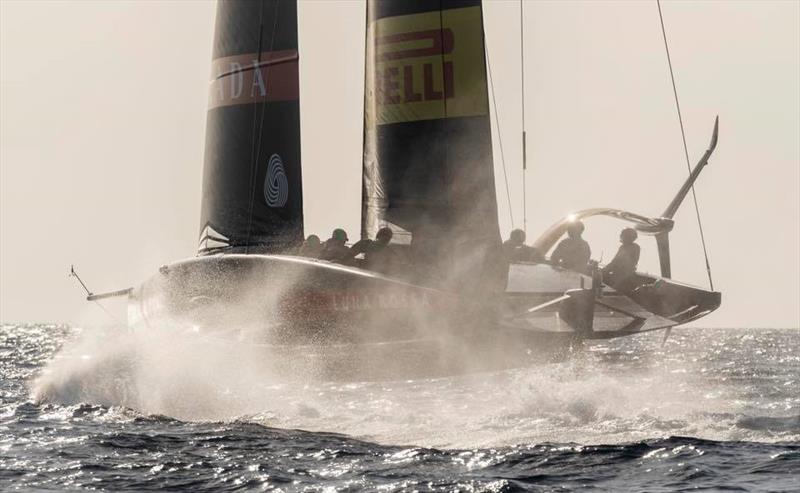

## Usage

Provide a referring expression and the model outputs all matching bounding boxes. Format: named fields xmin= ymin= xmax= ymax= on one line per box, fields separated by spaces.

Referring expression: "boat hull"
xmin=504 ymin=262 xmax=719 ymax=338
xmin=128 ymin=255 xmax=718 ymax=379
xmin=128 ymin=254 xmax=578 ymax=379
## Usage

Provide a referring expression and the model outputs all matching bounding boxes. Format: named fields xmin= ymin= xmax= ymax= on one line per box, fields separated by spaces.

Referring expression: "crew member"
xmin=602 ymin=227 xmax=641 ymax=291
xmin=502 ymin=229 xmax=544 ymax=263
xmin=350 ymin=227 xmax=396 ymax=274
xmin=550 ymin=220 xmax=591 ymax=273
xmin=298 ymin=234 xmax=323 ymax=258
xmin=320 ymin=228 xmax=354 ymax=264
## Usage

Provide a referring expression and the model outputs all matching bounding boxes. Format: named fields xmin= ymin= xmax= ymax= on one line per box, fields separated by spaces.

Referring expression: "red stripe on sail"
xmin=208 ymin=49 xmax=299 ymax=109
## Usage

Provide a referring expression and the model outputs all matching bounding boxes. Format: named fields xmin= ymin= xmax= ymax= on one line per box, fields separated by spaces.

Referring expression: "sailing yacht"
xmin=98 ymin=0 xmax=720 ymax=378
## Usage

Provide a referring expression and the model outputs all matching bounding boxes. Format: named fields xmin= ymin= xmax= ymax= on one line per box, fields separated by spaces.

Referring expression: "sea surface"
xmin=1 ymin=324 xmax=798 ymax=491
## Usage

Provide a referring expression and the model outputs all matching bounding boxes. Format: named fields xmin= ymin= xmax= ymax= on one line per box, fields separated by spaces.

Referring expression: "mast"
xmin=361 ymin=0 xmax=501 ymax=290
xmin=198 ymin=0 xmax=303 ymax=254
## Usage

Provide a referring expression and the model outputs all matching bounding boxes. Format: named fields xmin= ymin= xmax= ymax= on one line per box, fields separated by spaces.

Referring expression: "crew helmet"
xmin=621 ymin=227 xmax=638 ymax=243
xmin=305 ymin=234 xmax=321 ymax=246
xmin=376 ymin=227 xmax=393 ymax=244
xmin=332 ymin=228 xmax=348 ymax=242
xmin=509 ymin=228 xmax=526 ymax=245
xmin=566 ymin=220 xmax=585 ymax=237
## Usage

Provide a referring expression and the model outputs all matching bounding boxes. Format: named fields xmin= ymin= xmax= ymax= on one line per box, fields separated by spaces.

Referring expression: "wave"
xmin=737 ymin=415 xmax=800 ymax=433
xmin=30 ymin=325 xmax=800 ymax=448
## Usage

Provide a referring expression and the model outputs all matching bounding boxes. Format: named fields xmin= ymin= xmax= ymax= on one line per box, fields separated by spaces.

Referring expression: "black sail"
xmin=198 ymin=0 xmax=302 ymax=254
xmin=362 ymin=0 xmax=501 ymax=289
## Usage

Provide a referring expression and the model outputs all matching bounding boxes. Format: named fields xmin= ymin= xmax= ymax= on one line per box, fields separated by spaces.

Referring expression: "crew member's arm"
xmin=349 ymin=239 xmax=372 ymax=256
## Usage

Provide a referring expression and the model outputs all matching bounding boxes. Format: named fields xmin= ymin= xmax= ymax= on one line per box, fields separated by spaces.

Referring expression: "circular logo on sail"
xmin=264 ymin=153 xmax=288 ymax=207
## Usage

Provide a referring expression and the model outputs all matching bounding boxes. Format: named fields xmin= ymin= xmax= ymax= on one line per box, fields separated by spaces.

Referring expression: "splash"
xmin=32 ymin=325 xmax=289 ymax=420
xmin=32 ymin=326 xmax=798 ymax=448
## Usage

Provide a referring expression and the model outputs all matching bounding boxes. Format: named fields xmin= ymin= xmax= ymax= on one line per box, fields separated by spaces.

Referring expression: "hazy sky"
xmin=1 ymin=0 xmax=798 ymax=328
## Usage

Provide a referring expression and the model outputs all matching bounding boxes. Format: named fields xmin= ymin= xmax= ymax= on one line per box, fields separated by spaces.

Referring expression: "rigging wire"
xmin=245 ymin=0 xmax=281 ymax=253
xmin=656 ymin=0 xmax=714 ymax=290
xmin=519 ymin=0 xmax=528 ymax=234
xmin=484 ymin=28 xmax=515 ymax=228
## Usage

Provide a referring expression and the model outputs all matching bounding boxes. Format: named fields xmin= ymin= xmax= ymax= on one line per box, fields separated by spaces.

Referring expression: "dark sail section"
xmin=198 ymin=0 xmax=302 ymax=254
xmin=362 ymin=0 xmax=501 ymax=289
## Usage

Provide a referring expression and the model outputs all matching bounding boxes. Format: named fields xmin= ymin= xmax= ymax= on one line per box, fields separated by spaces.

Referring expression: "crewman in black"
xmin=320 ymin=228 xmax=354 ymax=264
xmin=350 ymin=227 xmax=396 ymax=274
xmin=298 ymin=234 xmax=323 ymax=258
xmin=602 ymin=227 xmax=641 ymax=291
xmin=502 ymin=229 xmax=544 ymax=263
xmin=550 ymin=220 xmax=591 ymax=273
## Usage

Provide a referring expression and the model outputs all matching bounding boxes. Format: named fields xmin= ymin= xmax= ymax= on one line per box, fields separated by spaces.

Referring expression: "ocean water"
xmin=1 ymin=323 xmax=797 ymax=491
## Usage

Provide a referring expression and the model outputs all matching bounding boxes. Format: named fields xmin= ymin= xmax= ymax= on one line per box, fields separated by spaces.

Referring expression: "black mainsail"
xmin=362 ymin=0 xmax=501 ymax=290
xmin=198 ymin=0 xmax=302 ymax=254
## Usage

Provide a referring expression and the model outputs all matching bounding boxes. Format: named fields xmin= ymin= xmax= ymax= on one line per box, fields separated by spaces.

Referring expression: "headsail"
xmin=362 ymin=0 xmax=501 ymax=289
xmin=198 ymin=0 xmax=303 ymax=254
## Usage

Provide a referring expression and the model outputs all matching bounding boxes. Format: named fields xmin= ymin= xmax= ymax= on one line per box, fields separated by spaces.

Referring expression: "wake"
xmin=32 ymin=326 xmax=798 ymax=448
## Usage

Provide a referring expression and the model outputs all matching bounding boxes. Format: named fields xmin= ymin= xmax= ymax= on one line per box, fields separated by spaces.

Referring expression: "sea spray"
xmin=32 ymin=324 xmax=295 ymax=421
xmin=32 ymin=325 xmax=797 ymax=449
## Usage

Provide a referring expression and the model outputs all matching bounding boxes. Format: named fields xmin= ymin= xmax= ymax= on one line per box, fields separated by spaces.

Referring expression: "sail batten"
xmin=198 ymin=0 xmax=302 ymax=255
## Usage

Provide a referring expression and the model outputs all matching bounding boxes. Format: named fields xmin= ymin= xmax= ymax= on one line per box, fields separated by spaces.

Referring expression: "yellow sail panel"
xmin=367 ymin=6 xmax=489 ymax=125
